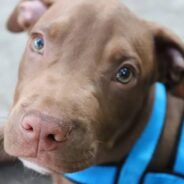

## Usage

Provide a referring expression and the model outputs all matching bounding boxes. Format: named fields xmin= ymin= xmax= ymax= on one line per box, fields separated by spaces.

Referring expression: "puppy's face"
xmin=4 ymin=0 xmax=184 ymax=174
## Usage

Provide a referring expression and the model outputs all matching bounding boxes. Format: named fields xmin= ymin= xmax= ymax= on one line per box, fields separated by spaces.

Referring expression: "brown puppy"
xmin=3 ymin=0 xmax=184 ymax=183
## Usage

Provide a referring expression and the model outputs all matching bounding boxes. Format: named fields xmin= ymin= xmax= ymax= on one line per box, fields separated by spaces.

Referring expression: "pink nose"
xmin=20 ymin=112 xmax=71 ymax=151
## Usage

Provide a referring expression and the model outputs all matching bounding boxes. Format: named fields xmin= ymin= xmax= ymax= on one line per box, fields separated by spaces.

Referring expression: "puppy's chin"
xmin=20 ymin=158 xmax=50 ymax=175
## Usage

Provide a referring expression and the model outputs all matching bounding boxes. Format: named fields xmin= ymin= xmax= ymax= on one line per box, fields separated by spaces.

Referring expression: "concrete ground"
xmin=0 ymin=162 xmax=52 ymax=184
xmin=0 ymin=0 xmax=184 ymax=183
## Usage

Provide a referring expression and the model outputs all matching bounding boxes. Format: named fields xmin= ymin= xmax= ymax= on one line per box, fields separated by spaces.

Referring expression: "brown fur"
xmin=2 ymin=0 xmax=184 ymax=183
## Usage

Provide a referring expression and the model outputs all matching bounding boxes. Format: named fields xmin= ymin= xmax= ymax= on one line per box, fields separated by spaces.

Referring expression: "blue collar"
xmin=64 ymin=83 xmax=167 ymax=184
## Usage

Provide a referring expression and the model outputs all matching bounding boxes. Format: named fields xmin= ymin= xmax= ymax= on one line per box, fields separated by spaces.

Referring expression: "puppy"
xmin=3 ymin=0 xmax=184 ymax=183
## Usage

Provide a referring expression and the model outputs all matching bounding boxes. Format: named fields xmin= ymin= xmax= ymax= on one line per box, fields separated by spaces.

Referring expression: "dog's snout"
xmin=20 ymin=112 xmax=71 ymax=152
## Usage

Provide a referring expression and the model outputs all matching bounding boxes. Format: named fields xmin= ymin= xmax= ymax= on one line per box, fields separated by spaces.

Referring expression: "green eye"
xmin=32 ymin=37 xmax=44 ymax=54
xmin=116 ymin=67 xmax=133 ymax=84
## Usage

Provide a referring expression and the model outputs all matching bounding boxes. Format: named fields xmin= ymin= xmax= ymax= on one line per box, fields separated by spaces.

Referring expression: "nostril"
xmin=21 ymin=115 xmax=40 ymax=133
xmin=47 ymin=133 xmax=66 ymax=142
xmin=22 ymin=121 xmax=34 ymax=132
xmin=47 ymin=134 xmax=56 ymax=142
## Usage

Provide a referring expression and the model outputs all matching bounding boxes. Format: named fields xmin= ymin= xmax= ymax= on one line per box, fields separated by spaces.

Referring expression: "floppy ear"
xmin=150 ymin=23 xmax=184 ymax=99
xmin=7 ymin=2 xmax=24 ymax=32
xmin=7 ymin=0 xmax=48 ymax=33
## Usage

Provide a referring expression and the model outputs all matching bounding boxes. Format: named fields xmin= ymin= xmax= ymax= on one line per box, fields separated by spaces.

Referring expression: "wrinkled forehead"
xmin=32 ymin=0 xmax=139 ymax=38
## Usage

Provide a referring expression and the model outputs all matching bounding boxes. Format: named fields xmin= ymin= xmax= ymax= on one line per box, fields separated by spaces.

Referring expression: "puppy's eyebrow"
xmin=30 ymin=26 xmax=48 ymax=36
xmin=31 ymin=17 xmax=70 ymax=40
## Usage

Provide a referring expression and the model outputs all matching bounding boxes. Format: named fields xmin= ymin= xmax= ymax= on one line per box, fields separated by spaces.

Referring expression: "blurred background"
xmin=0 ymin=0 xmax=184 ymax=183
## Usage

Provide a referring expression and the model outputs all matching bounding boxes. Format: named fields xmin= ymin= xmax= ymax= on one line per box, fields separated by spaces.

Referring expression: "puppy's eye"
xmin=32 ymin=36 xmax=44 ymax=54
xmin=116 ymin=67 xmax=134 ymax=84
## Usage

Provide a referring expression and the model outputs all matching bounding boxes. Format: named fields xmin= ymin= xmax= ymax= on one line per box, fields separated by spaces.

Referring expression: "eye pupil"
xmin=119 ymin=67 xmax=130 ymax=78
xmin=33 ymin=37 xmax=44 ymax=50
xmin=116 ymin=67 xmax=133 ymax=84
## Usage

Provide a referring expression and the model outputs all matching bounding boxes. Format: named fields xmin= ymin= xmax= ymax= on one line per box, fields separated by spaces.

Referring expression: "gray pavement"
xmin=0 ymin=162 xmax=52 ymax=184
xmin=0 ymin=0 xmax=184 ymax=183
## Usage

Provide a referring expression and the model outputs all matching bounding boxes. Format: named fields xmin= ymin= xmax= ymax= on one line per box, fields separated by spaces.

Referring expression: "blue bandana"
xmin=64 ymin=83 xmax=184 ymax=184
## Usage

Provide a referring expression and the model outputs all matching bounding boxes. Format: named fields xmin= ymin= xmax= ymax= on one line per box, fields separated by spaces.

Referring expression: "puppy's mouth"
xmin=20 ymin=159 xmax=50 ymax=175
xmin=19 ymin=150 xmax=96 ymax=174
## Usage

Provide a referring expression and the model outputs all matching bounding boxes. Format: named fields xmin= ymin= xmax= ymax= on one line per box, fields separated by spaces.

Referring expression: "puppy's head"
xmin=4 ymin=0 xmax=184 ymax=174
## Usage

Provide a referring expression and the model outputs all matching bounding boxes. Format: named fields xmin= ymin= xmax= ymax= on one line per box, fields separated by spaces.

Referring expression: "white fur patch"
xmin=20 ymin=159 xmax=50 ymax=175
